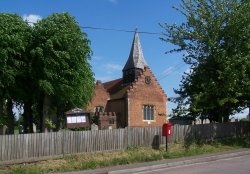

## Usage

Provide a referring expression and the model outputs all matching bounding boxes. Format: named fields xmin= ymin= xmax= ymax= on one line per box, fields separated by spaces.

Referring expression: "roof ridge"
xmin=102 ymin=77 xmax=123 ymax=85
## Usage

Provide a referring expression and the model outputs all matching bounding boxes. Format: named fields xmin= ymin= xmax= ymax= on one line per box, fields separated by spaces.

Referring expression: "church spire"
xmin=123 ymin=32 xmax=148 ymax=84
xmin=123 ymin=31 xmax=147 ymax=71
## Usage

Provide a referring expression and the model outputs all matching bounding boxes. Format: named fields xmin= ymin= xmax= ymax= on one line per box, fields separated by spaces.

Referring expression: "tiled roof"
xmin=103 ymin=78 xmax=129 ymax=100
xmin=103 ymin=78 xmax=123 ymax=90
xmin=123 ymin=32 xmax=148 ymax=71
xmin=65 ymin=108 xmax=87 ymax=115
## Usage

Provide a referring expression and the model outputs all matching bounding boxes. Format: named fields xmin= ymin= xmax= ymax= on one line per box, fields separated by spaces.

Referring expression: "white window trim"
xmin=142 ymin=105 xmax=156 ymax=122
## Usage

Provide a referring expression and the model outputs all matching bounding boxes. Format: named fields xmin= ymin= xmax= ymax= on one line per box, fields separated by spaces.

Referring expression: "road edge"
xmin=108 ymin=148 xmax=250 ymax=174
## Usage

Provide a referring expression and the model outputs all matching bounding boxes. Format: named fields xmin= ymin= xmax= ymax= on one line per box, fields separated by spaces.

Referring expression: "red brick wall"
xmin=127 ymin=67 xmax=167 ymax=127
xmin=88 ymin=68 xmax=167 ymax=128
xmin=87 ymin=81 xmax=109 ymax=112
xmin=97 ymin=112 xmax=117 ymax=129
xmin=107 ymin=99 xmax=127 ymax=128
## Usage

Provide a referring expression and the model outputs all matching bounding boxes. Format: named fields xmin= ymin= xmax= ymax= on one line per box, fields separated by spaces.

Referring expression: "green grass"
xmin=1 ymin=137 xmax=249 ymax=174
xmin=9 ymin=167 xmax=42 ymax=174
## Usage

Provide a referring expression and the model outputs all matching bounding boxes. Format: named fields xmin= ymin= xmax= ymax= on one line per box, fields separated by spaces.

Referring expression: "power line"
xmin=25 ymin=21 xmax=162 ymax=35
xmin=81 ymin=26 xmax=162 ymax=35
xmin=158 ymin=61 xmax=183 ymax=79
xmin=158 ymin=61 xmax=188 ymax=81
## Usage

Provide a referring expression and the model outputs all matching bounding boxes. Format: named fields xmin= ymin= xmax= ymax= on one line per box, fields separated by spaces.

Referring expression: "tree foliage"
xmin=0 ymin=14 xmax=30 ymax=95
xmin=0 ymin=12 xmax=94 ymax=133
xmin=161 ymin=0 xmax=250 ymax=122
xmin=31 ymin=13 xmax=94 ymax=132
xmin=0 ymin=13 xmax=31 ymax=133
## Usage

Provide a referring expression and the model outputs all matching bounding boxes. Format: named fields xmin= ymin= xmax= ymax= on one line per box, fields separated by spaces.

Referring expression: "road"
xmin=132 ymin=154 xmax=250 ymax=174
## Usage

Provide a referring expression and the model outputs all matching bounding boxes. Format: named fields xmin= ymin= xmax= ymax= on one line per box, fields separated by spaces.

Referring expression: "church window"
xmin=95 ymin=106 xmax=104 ymax=112
xmin=143 ymin=105 xmax=155 ymax=121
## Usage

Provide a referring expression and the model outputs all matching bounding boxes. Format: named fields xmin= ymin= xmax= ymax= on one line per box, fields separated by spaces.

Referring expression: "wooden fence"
xmin=0 ymin=122 xmax=249 ymax=164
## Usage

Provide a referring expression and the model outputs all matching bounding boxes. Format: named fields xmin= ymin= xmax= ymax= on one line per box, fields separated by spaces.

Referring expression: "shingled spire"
xmin=123 ymin=31 xmax=147 ymax=71
xmin=123 ymin=32 xmax=148 ymax=84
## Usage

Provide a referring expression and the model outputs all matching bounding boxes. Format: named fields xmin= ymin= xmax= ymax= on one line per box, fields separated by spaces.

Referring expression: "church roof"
xmin=123 ymin=32 xmax=148 ymax=71
xmin=103 ymin=78 xmax=129 ymax=99
xmin=103 ymin=78 xmax=123 ymax=90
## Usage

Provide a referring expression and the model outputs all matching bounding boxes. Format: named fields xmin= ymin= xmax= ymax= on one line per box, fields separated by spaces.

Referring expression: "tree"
xmin=0 ymin=13 xmax=30 ymax=134
xmin=30 ymin=13 xmax=94 ymax=132
xmin=161 ymin=0 xmax=250 ymax=122
xmin=0 ymin=12 xmax=94 ymax=134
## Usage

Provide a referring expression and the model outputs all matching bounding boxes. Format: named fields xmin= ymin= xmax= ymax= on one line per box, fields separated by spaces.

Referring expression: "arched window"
xmin=95 ymin=106 xmax=104 ymax=112
xmin=143 ymin=105 xmax=155 ymax=120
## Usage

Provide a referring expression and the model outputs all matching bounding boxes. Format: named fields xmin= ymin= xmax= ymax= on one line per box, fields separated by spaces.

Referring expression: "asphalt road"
xmin=133 ymin=154 xmax=250 ymax=174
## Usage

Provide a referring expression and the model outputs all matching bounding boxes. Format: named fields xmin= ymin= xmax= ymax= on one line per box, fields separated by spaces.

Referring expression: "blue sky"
xmin=0 ymin=0 xmax=247 ymax=118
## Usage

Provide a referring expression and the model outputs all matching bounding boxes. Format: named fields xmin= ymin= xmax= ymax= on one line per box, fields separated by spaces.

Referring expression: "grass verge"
xmin=0 ymin=137 xmax=249 ymax=174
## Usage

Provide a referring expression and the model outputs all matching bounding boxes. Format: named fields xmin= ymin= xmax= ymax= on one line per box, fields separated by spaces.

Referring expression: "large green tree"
xmin=0 ymin=12 xmax=94 ymax=134
xmin=161 ymin=0 xmax=250 ymax=122
xmin=0 ymin=13 xmax=30 ymax=134
xmin=30 ymin=13 xmax=94 ymax=132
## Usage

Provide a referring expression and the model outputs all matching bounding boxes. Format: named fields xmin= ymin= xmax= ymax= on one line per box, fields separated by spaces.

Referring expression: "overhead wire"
xmin=25 ymin=21 xmax=162 ymax=35
xmin=25 ymin=20 xmax=186 ymax=78
xmin=80 ymin=26 xmax=162 ymax=35
xmin=158 ymin=61 xmax=188 ymax=81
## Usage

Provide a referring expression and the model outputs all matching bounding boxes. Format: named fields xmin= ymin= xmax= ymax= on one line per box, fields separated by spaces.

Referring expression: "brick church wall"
xmin=97 ymin=112 xmax=117 ymax=129
xmin=107 ymin=99 xmax=127 ymax=128
xmin=87 ymin=80 xmax=109 ymax=112
xmin=127 ymin=67 xmax=167 ymax=127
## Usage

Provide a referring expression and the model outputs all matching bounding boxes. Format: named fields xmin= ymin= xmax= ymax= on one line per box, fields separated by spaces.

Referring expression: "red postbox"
xmin=162 ymin=122 xmax=172 ymax=136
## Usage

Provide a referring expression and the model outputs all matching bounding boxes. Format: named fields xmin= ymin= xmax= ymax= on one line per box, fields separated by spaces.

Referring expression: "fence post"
xmin=62 ymin=130 xmax=65 ymax=156
xmin=127 ymin=127 xmax=129 ymax=149
xmin=126 ymin=127 xmax=130 ymax=148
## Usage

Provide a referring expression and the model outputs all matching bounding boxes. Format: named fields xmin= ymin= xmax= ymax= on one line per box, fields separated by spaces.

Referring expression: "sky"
xmin=0 ymin=0 xmax=248 ymax=118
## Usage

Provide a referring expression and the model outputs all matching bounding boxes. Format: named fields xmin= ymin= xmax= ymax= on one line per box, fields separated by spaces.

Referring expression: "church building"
xmin=88 ymin=32 xmax=167 ymax=128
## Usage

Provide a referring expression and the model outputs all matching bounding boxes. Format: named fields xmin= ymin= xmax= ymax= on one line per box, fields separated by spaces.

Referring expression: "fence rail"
xmin=0 ymin=122 xmax=249 ymax=164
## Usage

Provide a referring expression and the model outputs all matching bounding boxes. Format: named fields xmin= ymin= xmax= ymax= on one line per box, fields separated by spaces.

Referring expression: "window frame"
xmin=143 ymin=105 xmax=155 ymax=121
xmin=95 ymin=105 xmax=104 ymax=112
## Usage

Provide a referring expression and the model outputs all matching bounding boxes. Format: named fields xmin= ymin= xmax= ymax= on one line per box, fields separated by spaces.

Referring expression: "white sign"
xmin=72 ymin=117 xmax=77 ymax=123
xmin=76 ymin=117 xmax=82 ymax=123
xmin=77 ymin=116 xmax=86 ymax=123
xmin=67 ymin=117 xmax=72 ymax=123
xmin=67 ymin=115 xmax=86 ymax=123
xmin=82 ymin=116 xmax=86 ymax=123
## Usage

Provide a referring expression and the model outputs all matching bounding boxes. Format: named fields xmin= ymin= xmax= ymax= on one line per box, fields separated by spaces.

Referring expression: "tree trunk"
xmin=248 ymin=99 xmax=250 ymax=136
xmin=42 ymin=94 xmax=50 ymax=133
xmin=37 ymin=98 xmax=43 ymax=133
xmin=0 ymin=99 xmax=3 ymax=118
xmin=0 ymin=98 xmax=4 ymax=135
xmin=23 ymin=102 xmax=29 ymax=133
xmin=7 ymin=99 xmax=15 ymax=134
xmin=23 ymin=99 xmax=34 ymax=133
xmin=27 ymin=100 xmax=33 ymax=133
xmin=56 ymin=108 xmax=63 ymax=131
xmin=247 ymin=99 xmax=250 ymax=137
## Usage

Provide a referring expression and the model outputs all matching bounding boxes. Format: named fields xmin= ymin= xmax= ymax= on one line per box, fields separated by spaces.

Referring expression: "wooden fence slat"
xmin=0 ymin=122 xmax=249 ymax=163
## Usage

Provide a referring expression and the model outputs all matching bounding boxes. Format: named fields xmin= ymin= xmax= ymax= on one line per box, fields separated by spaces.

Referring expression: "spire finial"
xmin=135 ymin=27 xmax=138 ymax=32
